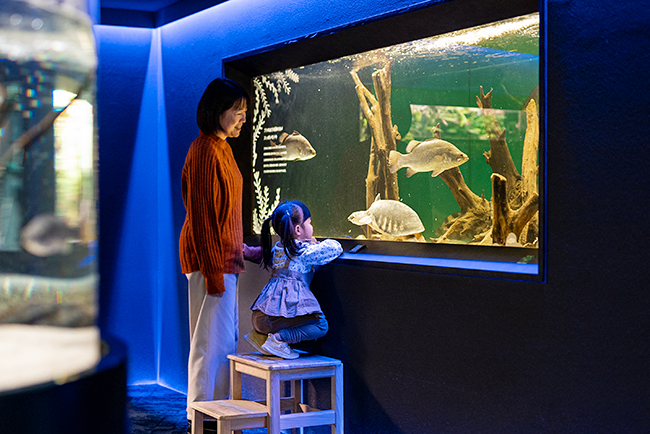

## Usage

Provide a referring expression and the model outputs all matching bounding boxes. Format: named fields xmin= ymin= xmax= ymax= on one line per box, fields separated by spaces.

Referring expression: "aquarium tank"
xmin=0 ymin=0 xmax=99 ymax=391
xmin=250 ymin=12 xmax=540 ymax=267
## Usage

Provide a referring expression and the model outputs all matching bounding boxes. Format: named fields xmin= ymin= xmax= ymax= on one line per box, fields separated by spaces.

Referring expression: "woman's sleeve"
xmin=299 ymin=239 xmax=343 ymax=266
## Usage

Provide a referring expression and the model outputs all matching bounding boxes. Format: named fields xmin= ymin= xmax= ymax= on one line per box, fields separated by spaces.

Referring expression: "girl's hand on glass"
xmin=243 ymin=243 xmax=263 ymax=263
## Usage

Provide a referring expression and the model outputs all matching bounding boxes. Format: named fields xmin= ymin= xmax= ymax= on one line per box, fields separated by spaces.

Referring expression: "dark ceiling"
xmin=99 ymin=0 xmax=225 ymax=27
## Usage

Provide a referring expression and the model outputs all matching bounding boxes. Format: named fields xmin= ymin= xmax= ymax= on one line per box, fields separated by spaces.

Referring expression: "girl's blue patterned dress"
xmin=250 ymin=239 xmax=342 ymax=318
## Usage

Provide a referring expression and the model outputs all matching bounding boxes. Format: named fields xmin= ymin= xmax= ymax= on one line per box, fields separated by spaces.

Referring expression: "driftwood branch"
xmin=519 ymin=98 xmax=540 ymax=245
xmin=476 ymin=86 xmax=521 ymax=201
xmin=474 ymin=85 xmax=540 ymax=246
xmin=372 ymin=64 xmax=399 ymax=201
xmin=350 ymin=61 xmax=400 ymax=228
xmin=438 ymin=85 xmax=540 ymax=246
xmin=491 ymin=173 xmax=539 ymax=245
xmin=521 ymin=98 xmax=539 ymax=197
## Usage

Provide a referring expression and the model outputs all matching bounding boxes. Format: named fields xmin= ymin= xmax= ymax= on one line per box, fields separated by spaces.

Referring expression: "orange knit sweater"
xmin=179 ymin=132 xmax=245 ymax=294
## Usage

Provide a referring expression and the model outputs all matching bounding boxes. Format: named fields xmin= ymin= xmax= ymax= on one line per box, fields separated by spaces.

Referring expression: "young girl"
xmin=245 ymin=201 xmax=342 ymax=359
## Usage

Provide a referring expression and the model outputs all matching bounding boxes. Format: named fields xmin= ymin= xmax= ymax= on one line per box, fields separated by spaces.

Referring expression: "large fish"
xmin=348 ymin=194 xmax=425 ymax=238
xmin=20 ymin=214 xmax=78 ymax=257
xmin=388 ymin=138 xmax=468 ymax=178
xmin=272 ymin=131 xmax=316 ymax=161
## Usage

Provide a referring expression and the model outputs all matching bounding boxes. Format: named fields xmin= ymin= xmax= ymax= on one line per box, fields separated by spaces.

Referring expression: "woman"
xmin=179 ymin=78 xmax=260 ymax=429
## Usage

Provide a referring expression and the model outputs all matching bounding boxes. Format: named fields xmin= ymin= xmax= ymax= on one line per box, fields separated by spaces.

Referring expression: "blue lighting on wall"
xmin=96 ymin=24 xmax=182 ymax=389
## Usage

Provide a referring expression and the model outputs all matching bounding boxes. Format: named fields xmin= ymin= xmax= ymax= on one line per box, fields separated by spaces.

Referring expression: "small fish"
xmin=272 ymin=131 xmax=316 ymax=161
xmin=20 ymin=214 xmax=78 ymax=257
xmin=388 ymin=138 xmax=468 ymax=177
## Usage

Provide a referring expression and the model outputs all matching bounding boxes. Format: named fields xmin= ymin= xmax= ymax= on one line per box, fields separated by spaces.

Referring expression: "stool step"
xmin=191 ymin=399 xmax=267 ymax=420
xmin=191 ymin=399 xmax=268 ymax=434
xmin=191 ymin=400 xmax=268 ymax=433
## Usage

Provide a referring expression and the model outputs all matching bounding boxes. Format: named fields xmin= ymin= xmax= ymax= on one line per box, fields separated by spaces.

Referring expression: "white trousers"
xmin=186 ymin=272 xmax=239 ymax=419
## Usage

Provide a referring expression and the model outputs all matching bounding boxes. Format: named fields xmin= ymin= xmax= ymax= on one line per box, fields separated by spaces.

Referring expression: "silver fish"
xmin=273 ymin=131 xmax=316 ymax=161
xmin=20 ymin=214 xmax=78 ymax=257
xmin=388 ymin=138 xmax=468 ymax=177
xmin=348 ymin=194 xmax=425 ymax=237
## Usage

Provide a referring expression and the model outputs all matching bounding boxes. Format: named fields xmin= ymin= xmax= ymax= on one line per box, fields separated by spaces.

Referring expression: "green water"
xmin=252 ymin=13 xmax=539 ymax=247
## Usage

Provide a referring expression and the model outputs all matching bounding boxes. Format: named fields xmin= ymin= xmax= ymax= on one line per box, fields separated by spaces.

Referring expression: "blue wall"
xmin=96 ymin=0 xmax=649 ymax=431
xmin=96 ymin=25 xmax=182 ymax=389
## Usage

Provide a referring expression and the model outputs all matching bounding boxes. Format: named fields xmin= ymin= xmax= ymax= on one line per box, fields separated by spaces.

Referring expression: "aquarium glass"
xmin=0 ymin=0 xmax=99 ymax=391
xmin=251 ymin=13 xmax=539 ymax=255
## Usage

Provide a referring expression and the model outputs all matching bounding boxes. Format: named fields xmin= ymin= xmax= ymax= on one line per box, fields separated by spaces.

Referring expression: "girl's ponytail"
xmin=278 ymin=210 xmax=301 ymax=259
xmin=261 ymin=200 xmax=310 ymax=269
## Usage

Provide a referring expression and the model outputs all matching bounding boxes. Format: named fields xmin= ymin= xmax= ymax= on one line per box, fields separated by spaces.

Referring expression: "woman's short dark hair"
xmin=196 ymin=78 xmax=250 ymax=135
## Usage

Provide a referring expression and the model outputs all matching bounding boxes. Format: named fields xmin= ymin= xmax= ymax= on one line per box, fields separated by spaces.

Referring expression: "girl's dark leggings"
xmin=252 ymin=309 xmax=328 ymax=344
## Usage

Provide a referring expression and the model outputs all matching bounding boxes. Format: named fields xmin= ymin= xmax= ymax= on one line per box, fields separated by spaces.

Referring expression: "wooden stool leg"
xmin=230 ymin=359 xmax=242 ymax=400
xmin=288 ymin=379 xmax=304 ymax=434
xmin=267 ymin=371 xmax=281 ymax=434
xmin=192 ymin=409 xmax=203 ymax=434
xmin=332 ymin=364 xmax=344 ymax=434
xmin=230 ymin=359 xmax=243 ymax=434
xmin=217 ymin=419 xmax=231 ymax=434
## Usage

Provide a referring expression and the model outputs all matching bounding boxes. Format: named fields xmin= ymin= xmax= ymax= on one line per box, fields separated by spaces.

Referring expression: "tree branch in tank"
xmin=350 ymin=60 xmax=401 ymax=239
xmin=438 ymin=87 xmax=539 ymax=247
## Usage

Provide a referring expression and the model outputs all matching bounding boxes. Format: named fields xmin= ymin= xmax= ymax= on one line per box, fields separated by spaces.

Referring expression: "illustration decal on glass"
xmin=251 ymin=70 xmax=303 ymax=232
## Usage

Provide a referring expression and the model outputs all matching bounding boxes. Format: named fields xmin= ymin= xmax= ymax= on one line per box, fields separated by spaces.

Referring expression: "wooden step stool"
xmin=228 ymin=353 xmax=344 ymax=434
xmin=190 ymin=399 xmax=267 ymax=434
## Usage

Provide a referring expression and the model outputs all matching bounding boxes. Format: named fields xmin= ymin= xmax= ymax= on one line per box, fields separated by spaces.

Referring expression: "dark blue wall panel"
xmin=96 ymin=25 xmax=158 ymax=383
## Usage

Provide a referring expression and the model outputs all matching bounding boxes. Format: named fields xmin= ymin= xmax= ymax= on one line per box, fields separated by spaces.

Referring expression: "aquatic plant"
xmin=408 ymin=105 xmax=491 ymax=142
xmin=252 ymin=170 xmax=281 ymax=234
xmin=252 ymin=78 xmax=271 ymax=168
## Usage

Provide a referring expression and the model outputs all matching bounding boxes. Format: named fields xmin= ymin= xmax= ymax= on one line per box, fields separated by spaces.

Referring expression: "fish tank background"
xmin=0 ymin=0 xmax=99 ymax=392
xmin=229 ymin=3 xmax=542 ymax=278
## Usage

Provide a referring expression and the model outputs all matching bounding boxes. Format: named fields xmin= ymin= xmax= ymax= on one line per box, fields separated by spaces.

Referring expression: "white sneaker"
xmin=261 ymin=334 xmax=299 ymax=359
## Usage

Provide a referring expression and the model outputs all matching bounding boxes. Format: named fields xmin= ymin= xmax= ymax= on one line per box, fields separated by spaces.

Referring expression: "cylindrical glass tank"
xmin=0 ymin=0 xmax=98 ymax=391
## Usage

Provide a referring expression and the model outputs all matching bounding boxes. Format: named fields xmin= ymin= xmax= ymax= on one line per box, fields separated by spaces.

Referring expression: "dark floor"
xmin=127 ymin=384 xmax=270 ymax=434
xmin=127 ymin=384 xmax=188 ymax=434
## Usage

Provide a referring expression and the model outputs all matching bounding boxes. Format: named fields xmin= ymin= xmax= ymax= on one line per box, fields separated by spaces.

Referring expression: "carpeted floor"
xmin=128 ymin=384 xmax=270 ymax=434
xmin=127 ymin=384 xmax=188 ymax=434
